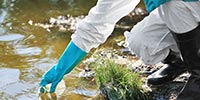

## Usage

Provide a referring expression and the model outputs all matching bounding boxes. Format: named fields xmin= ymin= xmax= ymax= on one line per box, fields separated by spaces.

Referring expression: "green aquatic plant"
xmin=93 ymin=59 xmax=150 ymax=100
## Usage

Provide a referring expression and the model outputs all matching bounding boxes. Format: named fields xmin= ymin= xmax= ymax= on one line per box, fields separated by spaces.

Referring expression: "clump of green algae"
xmin=91 ymin=58 xmax=150 ymax=100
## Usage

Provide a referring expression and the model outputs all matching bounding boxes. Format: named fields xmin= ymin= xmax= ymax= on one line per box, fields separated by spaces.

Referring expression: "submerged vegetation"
xmin=91 ymin=58 xmax=150 ymax=100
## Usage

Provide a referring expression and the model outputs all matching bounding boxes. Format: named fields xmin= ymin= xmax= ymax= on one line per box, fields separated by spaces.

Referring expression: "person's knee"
xmin=158 ymin=1 xmax=199 ymax=33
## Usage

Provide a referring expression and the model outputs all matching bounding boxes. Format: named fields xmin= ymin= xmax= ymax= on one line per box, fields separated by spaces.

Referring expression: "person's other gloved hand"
xmin=39 ymin=41 xmax=87 ymax=93
xmin=144 ymin=0 xmax=198 ymax=12
xmin=143 ymin=0 xmax=170 ymax=12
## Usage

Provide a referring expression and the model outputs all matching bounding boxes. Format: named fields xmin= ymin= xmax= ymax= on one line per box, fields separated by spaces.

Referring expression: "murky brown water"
xmin=0 ymin=0 xmax=145 ymax=100
xmin=0 ymin=0 xmax=98 ymax=100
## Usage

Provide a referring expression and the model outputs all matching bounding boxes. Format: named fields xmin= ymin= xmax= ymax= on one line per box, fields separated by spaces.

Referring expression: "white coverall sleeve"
xmin=72 ymin=0 xmax=140 ymax=52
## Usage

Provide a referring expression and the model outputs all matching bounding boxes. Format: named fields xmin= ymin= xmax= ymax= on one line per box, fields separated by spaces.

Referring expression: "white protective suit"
xmin=71 ymin=0 xmax=200 ymax=65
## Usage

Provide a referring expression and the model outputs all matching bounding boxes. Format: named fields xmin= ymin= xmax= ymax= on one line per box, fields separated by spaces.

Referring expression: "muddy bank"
xmin=81 ymin=47 xmax=189 ymax=100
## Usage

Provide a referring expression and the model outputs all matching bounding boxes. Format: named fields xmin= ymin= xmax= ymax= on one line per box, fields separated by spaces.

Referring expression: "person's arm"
xmin=72 ymin=0 xmax=140 ymax=52
xmin=39 ymin=0 xmax=140 ymax=93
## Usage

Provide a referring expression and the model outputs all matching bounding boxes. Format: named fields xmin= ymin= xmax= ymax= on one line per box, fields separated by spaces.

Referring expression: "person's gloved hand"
xmin=143 ymin=0 xmax=170 ymax=12
xmin=144 ymin=0 xmax=198 ymax=12
xmin=39 ymin=41 xmax=87 ymax=93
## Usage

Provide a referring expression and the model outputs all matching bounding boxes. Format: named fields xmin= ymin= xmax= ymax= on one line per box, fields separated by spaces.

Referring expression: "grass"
xmin=91 ymin=58 xmax=150 ymax=100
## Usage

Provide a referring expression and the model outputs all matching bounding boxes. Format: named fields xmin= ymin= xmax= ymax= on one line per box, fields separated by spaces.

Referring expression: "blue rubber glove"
xmin=144 ymin=0 xmax=198 ymax=12
xmin=143 ymin=0 xmax=170 ymax=12
xmin=40 ymin=41 xmax=87 ymax=93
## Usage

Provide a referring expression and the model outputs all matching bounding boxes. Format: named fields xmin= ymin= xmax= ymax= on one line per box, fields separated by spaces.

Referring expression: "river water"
xmin=0 ymin=0 xmax=145 ymax=100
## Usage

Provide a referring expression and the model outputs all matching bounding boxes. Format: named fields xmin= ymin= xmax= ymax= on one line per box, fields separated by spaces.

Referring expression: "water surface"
xmin=0 ymin=0 xmax=99 ymax=99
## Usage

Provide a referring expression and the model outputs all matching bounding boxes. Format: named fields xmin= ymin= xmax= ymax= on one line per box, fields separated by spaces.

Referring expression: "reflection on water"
xmin=0 ymin=34 xmax=24 ymax=41
xmin=0 ymin=68 xmax=19 ymax=87
xmin=0 ymin=9 xmax=6 ymax=23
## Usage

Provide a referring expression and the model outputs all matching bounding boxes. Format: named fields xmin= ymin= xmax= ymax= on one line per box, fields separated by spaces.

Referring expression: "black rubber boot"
xmin=171 ymin=25 xmax=200 ymax=100
xmin=147 ymin=50 xmax=187 ymax=85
